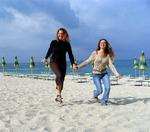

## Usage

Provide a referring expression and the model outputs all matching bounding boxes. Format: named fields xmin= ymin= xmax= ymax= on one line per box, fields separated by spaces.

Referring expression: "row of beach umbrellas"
xmin=133 ymin=51 xmax=148 ymax=77
xmin=1 ymin=51 xmax=148 ymax=76
xmin=1 ymin=56 xmax=50 ymax=74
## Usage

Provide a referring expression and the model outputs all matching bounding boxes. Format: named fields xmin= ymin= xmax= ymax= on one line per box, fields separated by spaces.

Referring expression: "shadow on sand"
xmin=61 ymin=97 xmax=150 ymax=106
xmin=109 ymin=96 xmax=150 ymax=105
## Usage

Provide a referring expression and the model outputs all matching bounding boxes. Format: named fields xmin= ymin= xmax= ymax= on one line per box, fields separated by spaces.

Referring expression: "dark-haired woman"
xmin=76 ymin=39 xmax=121 ymax=105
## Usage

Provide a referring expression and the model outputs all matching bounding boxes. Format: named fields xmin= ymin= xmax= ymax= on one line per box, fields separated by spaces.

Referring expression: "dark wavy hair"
xmin=56 ymin=27 xmax=70 ymax=42
xmin=96 ymin=38 xmax=115 ymax=60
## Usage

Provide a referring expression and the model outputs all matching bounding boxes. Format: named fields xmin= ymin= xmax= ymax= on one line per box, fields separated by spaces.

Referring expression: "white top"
xmin=78 ymin=51 xmax=120 ymax=76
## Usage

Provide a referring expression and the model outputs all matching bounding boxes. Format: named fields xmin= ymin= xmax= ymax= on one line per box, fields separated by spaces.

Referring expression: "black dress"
xmin=45 ymin=40 xmax=75 ymax=90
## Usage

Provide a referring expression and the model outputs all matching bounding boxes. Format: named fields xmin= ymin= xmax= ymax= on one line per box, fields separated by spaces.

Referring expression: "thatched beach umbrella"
xmin=133 ymin=58 xmax=139 ymax=77
xmin=44 ymin=61 xmax=49 ymax=69
xmin=29 ymin=56 xmax=35 ymax=74
xmin=1 ymin=56 xmax=6 ymax=72
xmin=44 ymin=58 xmax=51 ymax=75
xmin=14 ymin=56 xmax=19 ymax=73
xmin=139 ymin=51 xmax=147 ymax=76
xmin=44 ymin=58 xmax=50 ymax=69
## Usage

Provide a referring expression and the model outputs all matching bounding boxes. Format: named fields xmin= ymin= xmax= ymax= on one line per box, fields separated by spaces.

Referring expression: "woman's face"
xmin=99 ymin=40 xmax=107 ymax=49
xmin=57 ymin=30 xmax=66 ymax=41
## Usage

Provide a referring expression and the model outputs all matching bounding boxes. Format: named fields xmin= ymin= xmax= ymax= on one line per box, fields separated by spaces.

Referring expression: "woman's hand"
xmin=116 ymin=75 xmax=121 ymax=80
xmin=41 ymin=58 xmax=47 ymax=63
xmin=72 ymin=64 xmax=78 ymax=70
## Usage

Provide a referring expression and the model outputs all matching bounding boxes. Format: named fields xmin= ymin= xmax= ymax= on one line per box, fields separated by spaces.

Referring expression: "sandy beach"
xmin=0 ymin=73 xmax=150 ymax=132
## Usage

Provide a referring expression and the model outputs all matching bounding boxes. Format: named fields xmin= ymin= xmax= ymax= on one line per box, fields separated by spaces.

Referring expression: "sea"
xmin=0 ymin=60 xmax=150 ymax=76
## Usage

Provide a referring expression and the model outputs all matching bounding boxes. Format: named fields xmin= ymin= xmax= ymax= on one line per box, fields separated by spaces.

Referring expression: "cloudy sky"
xmin=0 ymin=0 xmax=150 ymax=62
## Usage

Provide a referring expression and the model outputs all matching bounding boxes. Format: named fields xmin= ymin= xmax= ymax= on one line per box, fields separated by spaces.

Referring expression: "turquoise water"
xmin=0 ymin=60 xmax=149 ymax=76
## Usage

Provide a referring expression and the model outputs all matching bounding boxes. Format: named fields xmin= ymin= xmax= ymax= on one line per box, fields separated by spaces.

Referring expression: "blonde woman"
xmin=42 ymin=28 xmax=76 ymax=103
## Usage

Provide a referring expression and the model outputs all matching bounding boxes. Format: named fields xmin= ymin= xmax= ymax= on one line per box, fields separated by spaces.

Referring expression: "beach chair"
xmin=133 ymin=76 xmax=145 ymax=86
xmin=134 ymin=79 xmax=143 ymax=86
xmin=76 ymin=77 xmax=88 ymax=83
xmin=70 ymin=73 xmax=89 ymax=83
xmin=127 ymin=74 xmax=136 ymax=82
xmin=142 ymin=76 xmax=150 ymax=87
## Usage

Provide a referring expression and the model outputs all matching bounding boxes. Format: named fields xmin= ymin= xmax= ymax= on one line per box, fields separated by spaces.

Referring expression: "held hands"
xmin=72 ymin=64 xmax=78 ymax=70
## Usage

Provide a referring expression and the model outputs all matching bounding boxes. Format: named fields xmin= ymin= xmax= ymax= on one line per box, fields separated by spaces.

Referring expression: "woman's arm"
xmin=45 ymin=40 xmax=54 ymax=59
xmin=67 ymin=43 xmax=76 ymax=67
xmin=67 ymin=42 xmax=75 ymax=66
xmin=108 ymin=57 xmax=120 ymax=77
xmin=78 ymin=51 xmax=95 ymax=68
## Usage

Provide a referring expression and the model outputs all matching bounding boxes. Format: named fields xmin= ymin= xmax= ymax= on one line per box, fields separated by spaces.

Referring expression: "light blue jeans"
xmin=93 ymin=73 xmax=110 ymax=104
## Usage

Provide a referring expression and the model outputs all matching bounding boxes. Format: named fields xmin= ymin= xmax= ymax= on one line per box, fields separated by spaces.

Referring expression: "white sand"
xmin=0 ymin=73 xmax=150 ymax=132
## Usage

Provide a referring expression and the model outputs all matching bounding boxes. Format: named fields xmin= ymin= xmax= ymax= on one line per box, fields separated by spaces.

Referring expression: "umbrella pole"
xmin=143 ymin=71 xmax=144 ymax=77
xmin=31 ymin=69 xmax=33 ymax=75
xmin=16 ymin=68 xmax=18 ymax=76
xmin=49 ymin=68 xmax=51 ymax=76
xmin=136 ymin=69 xmax=138 ymax=78
xmin=73 ymin=69 xmax=75 ymax=79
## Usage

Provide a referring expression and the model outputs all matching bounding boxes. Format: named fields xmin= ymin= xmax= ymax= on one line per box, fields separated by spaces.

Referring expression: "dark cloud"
xmin=0 ymin=0 xmax=150 ymax=60
xmin=0 ymin=8 xmax=14 ymax=21
xmin=0 ymin=0 xmax=80 ymax=28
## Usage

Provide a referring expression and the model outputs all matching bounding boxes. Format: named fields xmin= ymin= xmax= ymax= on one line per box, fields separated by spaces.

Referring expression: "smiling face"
xmin=57 ymin=30 xmax=65 ymax=41
xmin=99 ymin=40 xmax=107 ymax=50
xmin=56 ymin=28 xmax=69 ymax=42
xmin=96 ymin=38 xmax=114 ymax=59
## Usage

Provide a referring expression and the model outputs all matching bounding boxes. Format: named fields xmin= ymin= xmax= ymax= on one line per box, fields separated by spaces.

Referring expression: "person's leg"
xmin=59 ymin=63 xmax=66 ymax=91
xmin=50 ymin=62 xmax=64 ymax=102
xmin=101 ymin=73 xmax=110 ymax=104
xmin=93 ymin=74 xmax=103 ymax=99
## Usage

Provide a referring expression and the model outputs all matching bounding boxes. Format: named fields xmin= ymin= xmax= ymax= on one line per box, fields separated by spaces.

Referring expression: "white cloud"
xmin=0 ymin=7 xmax=63 ymax=49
